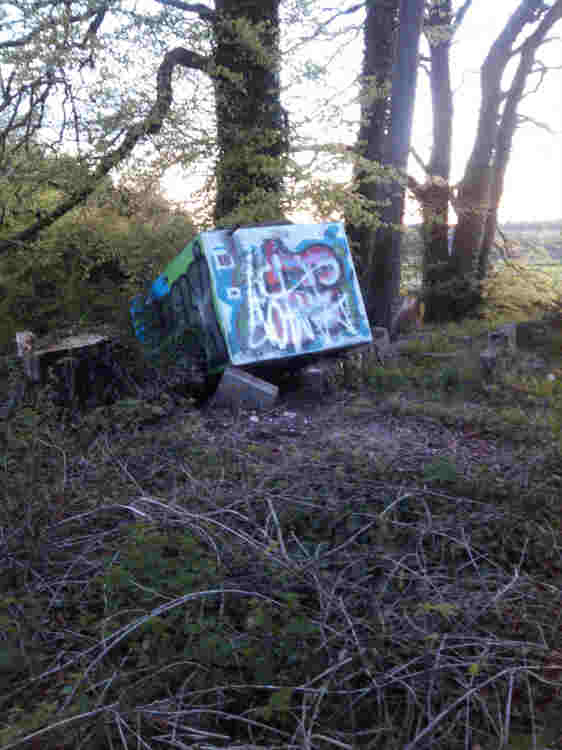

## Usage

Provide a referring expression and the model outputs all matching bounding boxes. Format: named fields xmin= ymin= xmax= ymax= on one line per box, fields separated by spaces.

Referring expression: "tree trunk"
xmin=351 ymin=0 xmax=424 ymax=334
xmin=356 ymin=0 xmax=397 ymax=169
xmin=377 ymin=0 xmax=424 ymax=336
xmin=451 ymin=0 xmax=545 ymax=312
xmin=480 ymin=1 xmax=562 ymax=278
xmin=213 ymin=0 xmax=288 ymax=224
xmin=350 ymin=0 xmax=399 ymax=328
xmin=420 ymin=0 xmax=454 ymax=323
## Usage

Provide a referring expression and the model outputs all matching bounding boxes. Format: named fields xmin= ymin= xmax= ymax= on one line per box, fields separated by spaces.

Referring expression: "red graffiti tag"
xmin=262 ymin=239 xmax=341 ymax=293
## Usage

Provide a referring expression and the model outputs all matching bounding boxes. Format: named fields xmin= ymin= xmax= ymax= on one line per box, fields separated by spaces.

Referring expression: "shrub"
xmin=0 ymin=190 xmax=196 ymax=348
xmin=481 ymin=263 xmax=559 ymax=321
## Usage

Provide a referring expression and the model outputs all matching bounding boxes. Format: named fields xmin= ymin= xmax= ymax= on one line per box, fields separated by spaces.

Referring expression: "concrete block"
xmin=489 ymin=323 xmax=517 ymax=354
xmin=16 ymin=330 xmax=36 ymax=356
xmin=212 ymin=366 xmax=278 ymax=410
xmin=371 ymin=327 xmax=391 ymax=358
xmin=299 ymin=365 xmax=325 ymax=395
xmin=480 ymin=348 xmax=497 ymax=379
xmin=22 ymin=354 xmax=41 ymax=382
xmin=16 ymin=331 xmax=41 ymax=381
xmin=516 ymin=320 xmax=552 ymax=349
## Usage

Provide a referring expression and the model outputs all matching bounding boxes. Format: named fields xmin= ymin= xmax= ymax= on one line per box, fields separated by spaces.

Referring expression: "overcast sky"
xmin=162 ymin=1 xmax=561 ymax=225
xmin=412 ymin=0 xmax=562 ymax=223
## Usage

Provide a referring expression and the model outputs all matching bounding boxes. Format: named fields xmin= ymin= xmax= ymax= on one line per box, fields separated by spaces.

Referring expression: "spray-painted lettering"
xmin=241 ymin=237 xmax=358 ymax=354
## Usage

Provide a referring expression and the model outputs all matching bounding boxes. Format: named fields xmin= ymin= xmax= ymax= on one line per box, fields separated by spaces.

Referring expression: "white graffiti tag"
xmin=245 ymin=239 xmax=357 ymax=353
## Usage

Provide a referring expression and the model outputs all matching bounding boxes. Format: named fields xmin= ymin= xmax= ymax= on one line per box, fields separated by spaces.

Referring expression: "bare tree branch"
xmin=0 ymin=3 xmax=106 ymax=50
xmin=0 ymin=69 xmax=60 ymax=154
xmin=452 ymin=0 xmax=473 ymax=35
xmin=0 ymin=46 xmax=211 ymax=254
xmin=153 ymin=0 xmax=215 ymax=22
xmin=510 ymin=27 xmax=561 ymax=56
xmin=518 ymin=1 xmax=562 ymax=56
xmin=516 ymin=113 xmax=557 ymax=132
xmin=410 ymin=145 xmax=430 ymax=175
xmin=81 ymin=3 xmax=109 ymax=48
xmin=455 ymin=0 xmax=550 ymax=219
xmin=518 ymin=56 xmax=562 ymax=97
xmin=283 ymin=2 xmax=364 ymax=56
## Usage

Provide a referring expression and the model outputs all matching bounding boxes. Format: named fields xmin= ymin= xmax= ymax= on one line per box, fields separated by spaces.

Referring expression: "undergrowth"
xmin=1 ymin=316 xmax=561 ymax=750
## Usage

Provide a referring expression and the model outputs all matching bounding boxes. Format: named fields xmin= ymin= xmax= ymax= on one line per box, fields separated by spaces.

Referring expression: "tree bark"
xmin=349 ymin=0 xmax=398 ymax=329
xmin=213 ymin=0 xmax=288 ymax=223
xmin=379 ymin=0 xmax=424 ymax=336
xmin=419 ymin=0 xmax=455 ymax=323
xmin=479 ymin=0 xmax=562 ymax=279
xmin=451 ymin=0 xmax=547 ymax=309
xmin=350 ymin=0 xmax=424 ymax=334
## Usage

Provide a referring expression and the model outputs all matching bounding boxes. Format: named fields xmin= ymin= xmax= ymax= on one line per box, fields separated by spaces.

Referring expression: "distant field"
xmin=401 ymin=220 xmax=562 ymax=288
xmin=500 ymin=221 xmax=562 ymax=263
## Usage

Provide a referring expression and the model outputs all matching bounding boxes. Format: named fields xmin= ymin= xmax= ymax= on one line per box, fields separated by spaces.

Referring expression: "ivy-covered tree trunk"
xmin=213 ymin=0 xmax=288 ymax=224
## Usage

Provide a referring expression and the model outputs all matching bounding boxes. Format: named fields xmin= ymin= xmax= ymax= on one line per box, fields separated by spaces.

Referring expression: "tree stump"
xmin=15 ymin=330 xmax=129 ymax=408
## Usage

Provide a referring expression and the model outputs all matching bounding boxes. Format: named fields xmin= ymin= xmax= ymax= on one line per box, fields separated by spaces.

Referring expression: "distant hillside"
xmin=501 ymin=219 xmax=562 ymax=233
xmin=403 ymin=221 xmax=562 ymax=264
xmin=499 ymin=221 xmax=562 ymax=262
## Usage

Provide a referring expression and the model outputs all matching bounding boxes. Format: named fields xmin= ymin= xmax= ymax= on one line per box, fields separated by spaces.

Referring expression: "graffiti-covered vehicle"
xmin=130 ymin=222 xmax=372 ymax=381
